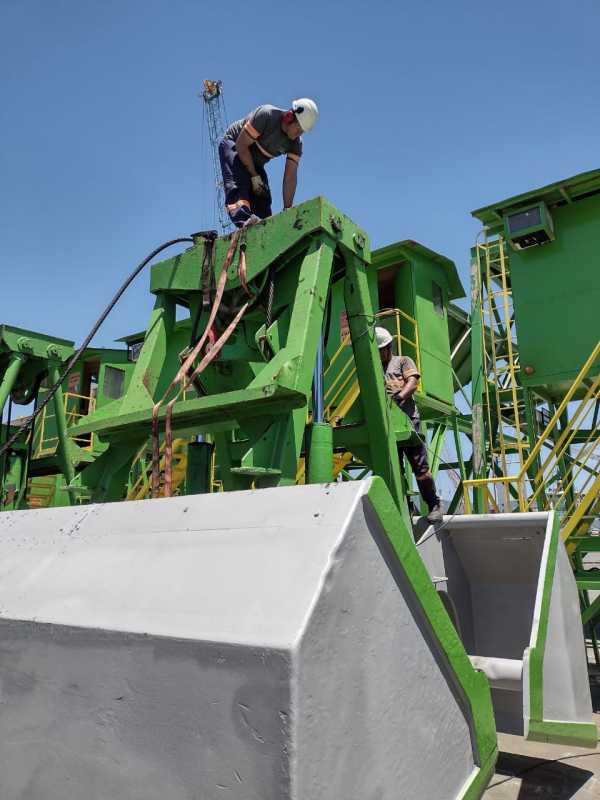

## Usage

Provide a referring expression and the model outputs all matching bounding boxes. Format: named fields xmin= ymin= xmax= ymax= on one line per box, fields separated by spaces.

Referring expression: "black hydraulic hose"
xmin=23 ymin=386 xmax=39 ymax=491
xmin=0 ymin=237 xmax=194 ymax=459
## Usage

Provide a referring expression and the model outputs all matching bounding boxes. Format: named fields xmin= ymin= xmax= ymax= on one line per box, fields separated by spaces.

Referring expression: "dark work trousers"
xmin=397 ymin=415 xmax=439 ymax=511
xmin=218 ymin=137 xmax=272 ymax=227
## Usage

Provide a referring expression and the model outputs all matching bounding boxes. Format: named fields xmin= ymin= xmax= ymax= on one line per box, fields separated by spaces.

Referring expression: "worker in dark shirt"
xmin=376 ymin=326 xmax=443 ymax=523
xmin=218 ymin=99 xmax=319 ymax=227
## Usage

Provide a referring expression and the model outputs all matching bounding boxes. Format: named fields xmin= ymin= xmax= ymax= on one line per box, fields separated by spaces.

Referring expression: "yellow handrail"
xmin=127 ymin=437 xmax=189 ymax=500
xmin=463 ymin=339 xmax=600 ymax=532
xmin=33 ymin=390 xmax=96 ymax=457
xmin=323 ymin=308 xmax=421 ymax=425
xmin=520 ymin=341 xmax=600 ymax=477
xmin=298 ymin=308 xmax=421 ymax=485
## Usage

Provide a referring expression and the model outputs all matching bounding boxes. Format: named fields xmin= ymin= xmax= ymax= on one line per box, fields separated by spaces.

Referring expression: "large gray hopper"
xmin=0 ymin=479 xmax=496 ymax=799
xmin=416 ymin=512 xmax=597 ymax=747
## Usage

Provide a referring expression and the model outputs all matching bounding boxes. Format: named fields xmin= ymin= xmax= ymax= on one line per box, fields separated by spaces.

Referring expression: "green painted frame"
xmin=366 ymin=477 xmax=498 ymax=798
xmin=525 ymin=511 xmax=598 ymax=748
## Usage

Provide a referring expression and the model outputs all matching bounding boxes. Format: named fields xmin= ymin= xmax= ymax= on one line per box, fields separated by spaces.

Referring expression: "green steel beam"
xmin=48 ymin=362 xmax=76 ymax=502
xmin=0 ymin=353 xmax=26 ymax=417
xmin=66 ymin=198 xmax=423 ymax=510
xmin=581 ymin=593 xmax=600 ymax=626
xmin=344 ymin=250 xmax=407 ymax=523
xmin=470 ymin=253 xmax=486 ymax=513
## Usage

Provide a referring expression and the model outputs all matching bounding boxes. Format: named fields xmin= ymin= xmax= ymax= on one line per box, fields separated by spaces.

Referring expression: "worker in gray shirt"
xmin=218 ymin=99 xmax=318 ymax=227
xmin=376 ymin=326 xmax=443 ymax=522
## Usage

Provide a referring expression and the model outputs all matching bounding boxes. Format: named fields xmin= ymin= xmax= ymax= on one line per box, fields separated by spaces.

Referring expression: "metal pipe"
xmin=0 ymin=353 xmax=25 ymax=419
xmin=312 ymin=335 xmax=324 ymax=423
xmin=451 ymin=326 xmax=471 ymax=361
xmin=470 ymin=248 xmax=486 ymax=513
xmin=307 ymin=423 xmax=333 ymax=484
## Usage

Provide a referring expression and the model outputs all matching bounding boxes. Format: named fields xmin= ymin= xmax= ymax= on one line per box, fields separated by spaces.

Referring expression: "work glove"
xmin=251 ymin=175 xmax=267 ymax=196
xmin=385 ymin=377 xmax=406 ymax=397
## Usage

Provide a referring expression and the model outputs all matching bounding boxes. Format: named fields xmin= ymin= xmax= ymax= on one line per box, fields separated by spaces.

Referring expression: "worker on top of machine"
xmin=375 ymin=327 xmax=444 ymax=523
xmin=218 ymin=98 xmax=319 ymax=227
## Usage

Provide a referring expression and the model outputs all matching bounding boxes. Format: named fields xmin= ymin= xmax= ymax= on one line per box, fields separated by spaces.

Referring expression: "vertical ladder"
xmin=476 ymin=236 xmax=530 ymax=509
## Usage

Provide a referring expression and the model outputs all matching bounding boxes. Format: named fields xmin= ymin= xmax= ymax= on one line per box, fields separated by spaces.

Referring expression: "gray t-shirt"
xmin=224 ymin=105 xmax=303 ymax=168
xmin=384 ymin=355 xmax=420 ymax=426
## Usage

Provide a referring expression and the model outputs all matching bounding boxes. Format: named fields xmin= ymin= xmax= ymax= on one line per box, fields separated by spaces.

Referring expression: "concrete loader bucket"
xmin=416 ymin=512 xmax=597 ymax=748
xmin=0 ymin=478 xmax=497 ymax=799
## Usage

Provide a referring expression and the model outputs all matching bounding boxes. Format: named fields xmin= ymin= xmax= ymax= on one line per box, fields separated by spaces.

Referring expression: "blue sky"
xmin=2 ymin=0 xmax=599 ymax=348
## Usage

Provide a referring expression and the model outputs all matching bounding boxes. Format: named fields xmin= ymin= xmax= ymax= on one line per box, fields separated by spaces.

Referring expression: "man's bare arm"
xmin=235 ymin=130 xmax=258 ymax=176
xmin=283 ymin=158 xmax=298 ymax=209
xmin=386 ymin=375 xmax=419 ymax=401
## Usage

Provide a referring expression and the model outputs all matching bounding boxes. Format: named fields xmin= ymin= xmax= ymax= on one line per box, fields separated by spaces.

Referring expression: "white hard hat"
xmin=375 ymin=327 xmax=393 ymax=349
xmin=292 ymin=98 xmax=319 ymax=132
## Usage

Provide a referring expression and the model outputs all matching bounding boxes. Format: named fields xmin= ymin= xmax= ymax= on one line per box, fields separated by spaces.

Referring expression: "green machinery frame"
xmin=67 ymin=197 xmax=413 ymax=519
xmin=0 ymin=325 xmax=78 ymax=509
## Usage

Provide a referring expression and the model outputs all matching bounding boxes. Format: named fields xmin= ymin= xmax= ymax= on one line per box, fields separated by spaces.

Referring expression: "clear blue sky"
xmin=2 ymin=0 xmax=599 ymax=348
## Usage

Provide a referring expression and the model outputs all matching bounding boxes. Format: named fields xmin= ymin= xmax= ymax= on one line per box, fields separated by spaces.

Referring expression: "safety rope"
xmin=151 ymin=229 xmax=249 ymax=498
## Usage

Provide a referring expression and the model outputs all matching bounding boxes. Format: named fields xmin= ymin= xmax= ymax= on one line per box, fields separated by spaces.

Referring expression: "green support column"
xmin=343 ymin=251 xmax=407 ymax=523
xmin=0 ymin=353 xmax=26 ymax=418
xmin=428 ymin=422 xmax=447 ymax=478
xmin=470 ymin=252 xmax=486 ymax=513
xmin=1 ymin=447 xmax=25 ymax=510
xmin=48 ymin=362 xmax=76 ymax=502
xmin=522 ymin=386 xmax=546 ymax=510
xmin=117 ymin=293 xmax=176 ymax=415
xmin=557 ymin=407 xmax=577 ymax=514
xmin=239 ymin=237 xmax=336 ymax=487
xmin=451 ymin=417 xmax=468 ymax=483
xmin=307 ymin=423 xmax=333 ymax=483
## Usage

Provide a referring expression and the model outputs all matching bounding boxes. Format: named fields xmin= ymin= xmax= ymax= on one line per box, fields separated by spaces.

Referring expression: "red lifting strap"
xmin=150 ymin=229 xmax=250 ymax=498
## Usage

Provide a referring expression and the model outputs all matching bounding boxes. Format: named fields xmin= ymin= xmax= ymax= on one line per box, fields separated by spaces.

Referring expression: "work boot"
xmin=427 ymin=503 xmax=444 ymax=523
xmin=243 ymin=214 xmax=261 ymax=228
xmin=417 ymin=475 xmax=443 ymax=523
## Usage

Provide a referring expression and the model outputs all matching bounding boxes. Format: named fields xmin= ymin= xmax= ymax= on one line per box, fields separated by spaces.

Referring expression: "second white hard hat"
xmin=292 ymin=98 xmax=319 ymax=132
xmin=375 ymin=327 xmax=393 ymax=349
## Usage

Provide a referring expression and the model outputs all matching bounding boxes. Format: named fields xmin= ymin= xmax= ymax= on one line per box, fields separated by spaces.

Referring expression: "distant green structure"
xmin=467 ymin=168 xmax=600 ymax=662
xmin=472 ymin=168 xmax=600 ymax=396
xmin=371 ymin=240 xmax=465 ymax=409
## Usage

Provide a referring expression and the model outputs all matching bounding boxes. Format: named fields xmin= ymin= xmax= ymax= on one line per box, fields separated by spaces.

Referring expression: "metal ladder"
xmin=475 ymin=236 xmax=530 ymax=508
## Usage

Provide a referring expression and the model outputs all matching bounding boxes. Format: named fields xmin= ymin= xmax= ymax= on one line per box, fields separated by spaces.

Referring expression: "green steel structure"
xmin=0 ymin=189 xmax=596 ymax=793
xmin=0 ymin=324 xmax=134 ymax=511
xmin=466 ymin=168 xmax=600 ymax=661
xmin=64 ymin=199 xmax=406 ymax=508
xmin=472 ymin=168 xmax=600 ymax=394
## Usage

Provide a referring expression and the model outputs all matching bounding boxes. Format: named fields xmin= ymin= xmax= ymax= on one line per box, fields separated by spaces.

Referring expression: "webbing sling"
xmin=151 ymin=230 xmax=249 ymax=498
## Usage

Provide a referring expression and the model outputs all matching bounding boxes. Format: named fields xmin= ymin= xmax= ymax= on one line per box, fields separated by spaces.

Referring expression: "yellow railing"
xmin=378 ymin=308 xmax=421 ymax=376
xmin=26 ymin=476 xmax=57 ymax=508
xmin=463 ymin=340 xmax=600 ymax=541
xmin=34 ymin=391 xmax=96 ymax=457
xmin=323 ymin=308 xmax=420 ymax=424
xmin=127 ymin=437 xmax=190 ymax=500
xmin=477 ymin=237 xmax=529 ymax=481
xmin=297 ymin=309 xmax=420 ymax=484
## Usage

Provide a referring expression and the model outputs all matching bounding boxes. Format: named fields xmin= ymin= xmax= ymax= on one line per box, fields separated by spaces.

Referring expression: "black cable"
xmin=484 ymin=750 xmax=599 ymax=792
xmin=0 ymin=237 xmax=193 ymax=459
xmin=24 ymin=387 xmax=39 ymax=484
